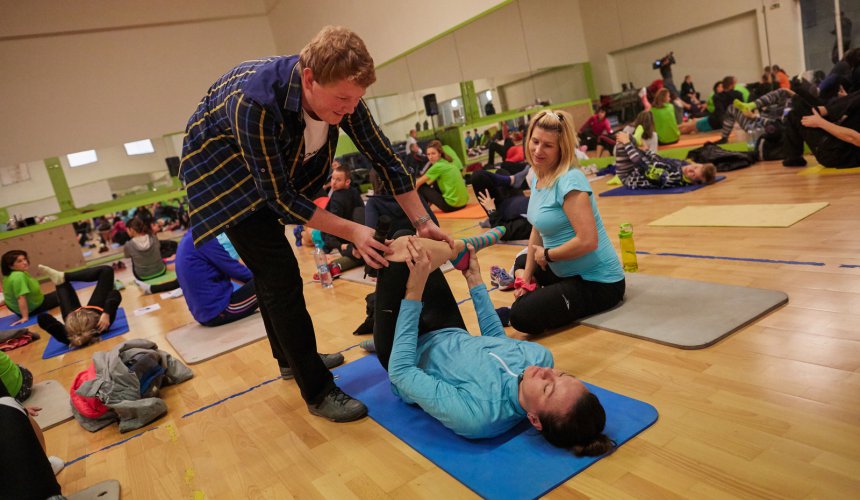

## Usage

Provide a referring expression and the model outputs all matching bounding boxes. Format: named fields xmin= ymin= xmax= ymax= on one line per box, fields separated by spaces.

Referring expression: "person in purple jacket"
xmin=175 ymin=231 xmax=259 ymax=327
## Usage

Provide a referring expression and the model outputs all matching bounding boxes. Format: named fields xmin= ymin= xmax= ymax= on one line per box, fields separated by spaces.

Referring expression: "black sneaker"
xmin=279 ymin=352 xmax=345 ymax=380
xmin=307 ymin=387 xmax=368 ymax=422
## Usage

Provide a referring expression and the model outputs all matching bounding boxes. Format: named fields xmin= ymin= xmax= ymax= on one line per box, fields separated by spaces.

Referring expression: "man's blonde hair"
xmin=299 ymin=26 xmax=376 ymax=88
xmin=524 ymin=110 xmax=579 ymax=188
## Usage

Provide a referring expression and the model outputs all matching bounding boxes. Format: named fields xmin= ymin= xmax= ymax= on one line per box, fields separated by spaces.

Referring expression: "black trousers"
xmin=783 ymin=95 xmax=860 ymax=168
xmin=509 ymin=254 xmax=625 ymax=335
xmin=418 ymin=184 xmax=464 ymax=213
xmin=36 ymin=265 xmax=121 ymax=345
xmin=225 ymin=208 xmax=333 ymax=404
xmin=0 ymin=391 xmax=62 ymax=500
xmin=132 ymin=267 xmax=181 ymax=294
xmin=372 ymin=230 xmax=466 ymax=370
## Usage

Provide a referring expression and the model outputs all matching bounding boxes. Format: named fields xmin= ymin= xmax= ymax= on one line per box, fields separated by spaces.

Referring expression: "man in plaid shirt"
xmin=180 ymin=26 xmax=451 ymax=423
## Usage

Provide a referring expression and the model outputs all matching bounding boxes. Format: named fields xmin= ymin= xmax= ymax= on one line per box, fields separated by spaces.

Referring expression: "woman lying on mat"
xmin=374 ymin=236 xmax=614 ymax=456
xmin=614 ymin=131 xmax=716 ymax=190
xmin=2 ymin=250 xmax=61 ymax=327
xmin=35 ymin=265 xmax=122 ymax=347
xmin=415 ymin=140 xmax=469 ymax=213
xmin=507 ymin=110 xmax=626 ymax=335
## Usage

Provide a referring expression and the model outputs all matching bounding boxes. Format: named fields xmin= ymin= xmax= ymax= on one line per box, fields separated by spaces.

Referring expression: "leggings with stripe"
xmin=720 ymin=88 xmax=792 ymax=139
xmin=200 ymin=279 xmax=259 ymax=327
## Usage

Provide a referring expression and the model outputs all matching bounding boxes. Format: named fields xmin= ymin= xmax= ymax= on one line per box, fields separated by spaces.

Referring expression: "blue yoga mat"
xmin=335 ymin=355 xmax=658 ymax=499
xmin=599 ymin=175 xmax=725 ymax=197
xmin=0 ymin=312 xmax=39 ymax=329
xmin=42 ymin=308 xmax=130 ymax=359
xmin=71 ymin=280 xmax=96 ymax=291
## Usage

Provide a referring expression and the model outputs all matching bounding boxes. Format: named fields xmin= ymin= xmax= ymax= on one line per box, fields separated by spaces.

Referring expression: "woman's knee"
xmin=509 ymin=297 xmax=546 ymax=335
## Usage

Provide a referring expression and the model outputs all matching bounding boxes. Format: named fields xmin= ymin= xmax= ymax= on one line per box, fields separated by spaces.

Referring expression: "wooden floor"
xmin=7 ymin=157 xmax=860 ymax=499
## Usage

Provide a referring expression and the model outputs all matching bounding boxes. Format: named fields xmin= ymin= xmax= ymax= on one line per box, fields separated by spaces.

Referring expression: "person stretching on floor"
xmin=416 ymin=140 xmax=469 ymax=213
xmin=781 ymin=88 xmax=860 ymax=168
xmin=124 ymin=217 xmax=180 ymax=295
xmin=507 ymin=110 xmax=627 ymax=335
xmin=1 ymin=250 xmax=60 ymax=327
xmin=716 ymin=88 xmax=794 ymax=144
xmin=373 ymin=236 xmax=614 ymax=456
xmin=614 ymin=131 xmax=716 ymax=190
xmin=35 ymin=265 xmax=122 ymax=347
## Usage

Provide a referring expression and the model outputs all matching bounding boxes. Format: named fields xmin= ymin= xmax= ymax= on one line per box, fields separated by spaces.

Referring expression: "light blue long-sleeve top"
xmin=388 ymin=283 xmax=554 ymax=439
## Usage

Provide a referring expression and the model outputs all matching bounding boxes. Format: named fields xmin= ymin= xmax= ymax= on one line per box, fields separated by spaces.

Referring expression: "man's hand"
xmin=801 ymin=107 xmax=828 ymax=129
xmin=416 ymin=220 xmax=454 ymax=248
xmin=404 ymin=237 xmax=432 ymax=301
xmin=476 ymin=189 xmax=496 ymax=212
xmin=351 ymin=225 xmax=391 ymax=269
xmin=97 ymin=312 xmax=110 ymax=332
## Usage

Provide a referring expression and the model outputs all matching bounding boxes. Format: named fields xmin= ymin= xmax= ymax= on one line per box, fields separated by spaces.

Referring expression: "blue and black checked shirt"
xmin=180 ymin=55 xmax=415 ymax=246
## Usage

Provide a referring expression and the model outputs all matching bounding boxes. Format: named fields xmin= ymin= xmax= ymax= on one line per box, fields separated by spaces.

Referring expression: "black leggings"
xmin=37 ymin=266 xmax=122 ymax=345
xmin=0 ymin=391 xmax=62 ymax=499
xmin=373 ymin=230 xmax=466 ymax=370
xmin=509 ymin=254 xmax=625 ymax=335
xmin=418 ymin=184 xmax=465 ymax=213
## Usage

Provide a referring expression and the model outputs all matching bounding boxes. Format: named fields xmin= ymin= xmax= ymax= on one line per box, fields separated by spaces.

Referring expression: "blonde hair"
xmin=65 ymin=308 xmax=100 ymax=347
xmin=299 ymin=26 xmax=376 ymax=88
xmin=524 ymin=110 xmax=579 ymax=188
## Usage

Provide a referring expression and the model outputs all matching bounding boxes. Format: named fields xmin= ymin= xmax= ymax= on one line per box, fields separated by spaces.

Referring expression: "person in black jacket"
xmin=321 ymin=163 xmax=365 ymax=265
xmin=782 ymin=89 xmax=860 ymax=168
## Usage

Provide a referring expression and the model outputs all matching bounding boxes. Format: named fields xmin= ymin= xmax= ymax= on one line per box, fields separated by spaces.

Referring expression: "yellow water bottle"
xmin=619 ymin=223 xmax=638 ymax=272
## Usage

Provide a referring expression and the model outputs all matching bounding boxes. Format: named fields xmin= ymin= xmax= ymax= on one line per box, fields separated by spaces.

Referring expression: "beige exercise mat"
xmin=340 ymin=261 xmax=455 ymax=286
xmin=649 ymin=202 xmax=828 ymax=227
xmin=166 ymin=313 xmax=266 ymax=364
xmin=28 ymin=380 xmax=73 ymax=430
xmin=68 ymin=480 xmax=120 ymax=500
xmin=580 ymin=273 xmax=788 ymax=349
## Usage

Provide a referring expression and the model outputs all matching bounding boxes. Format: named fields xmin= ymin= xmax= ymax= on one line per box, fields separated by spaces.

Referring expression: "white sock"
xmin=48 ymin=456 xmax=65 ymax=475
xmin=134 ymin=279 xmax=152 ymax=295
xmin=37 ymin=265 xmax=65 ymax=285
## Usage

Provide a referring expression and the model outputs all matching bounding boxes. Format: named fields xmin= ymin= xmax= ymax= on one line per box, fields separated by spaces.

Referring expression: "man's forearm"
xmin=394 ymin=190 xmax=431 ymax=226
xmin=307 ymin=208 xmax=361 ymax=243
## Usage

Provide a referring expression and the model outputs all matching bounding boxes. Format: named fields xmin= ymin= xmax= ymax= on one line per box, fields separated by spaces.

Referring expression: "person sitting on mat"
xmin=506 ymin=110 xmax=627 ymax=335
xmin=175 ymin=231 xmax=259 ymax=327
xmin=1 ymin=250 xmax=60 ymax=327
xmin=0 ymin=381 xmax=66 ymax=499
xmin=614 ymin=111 xmax=658 ymax=155
xmin=614 ymin=130 xmax=716 ymax=190
xmin=644 ymin=89 xmax=680 ymax=145
xmin=578 ymin=107 xmax=615 ymax=156
xmin=35 ymin=264 xmax=122 ymax=347
xmin=781 ymin=88 xmax=860 ymax=168
xmin=0 ymin=351 xmax=33 ymax=403
xmin=373 ymin=236 xmax=614 ymax=456
xmin=416 ymin=140 xmax=468 ymax=213
xmin=715 ymin=88 xmax=794 ymax=144
xmin=124 ymin=217 xmax=180 ymax=295
xmin=319 ymin=162 xmax=366 ymax=273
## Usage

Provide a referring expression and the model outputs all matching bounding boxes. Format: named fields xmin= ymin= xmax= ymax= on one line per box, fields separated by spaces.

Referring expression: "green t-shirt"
xmin=735 ymin=84 xmax=750 ymax=102
xmin=706 ymin=93 xmax=715 ymax=113
xmin=442 ymin=145 xmax=464 ymax=172
xmin=0 ymin=351 xmax=23 ymax=398
xmin=2 ymin=271 xmax=44 ymax=316
xmin=651 ymin=104 xmax=680 ymax=144
xmin=425 ymin=158 xmax=468 ymax=208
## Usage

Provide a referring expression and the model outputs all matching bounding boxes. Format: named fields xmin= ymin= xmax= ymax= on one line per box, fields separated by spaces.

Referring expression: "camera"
xmin=653 ymin=52 xmax=675 ymax=70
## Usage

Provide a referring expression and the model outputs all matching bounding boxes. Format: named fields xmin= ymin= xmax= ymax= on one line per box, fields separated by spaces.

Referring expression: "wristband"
xmin=413 ymin=215 xmax=432 ymax=228
xmin=544 ymin=247 xmax=553 ymax=263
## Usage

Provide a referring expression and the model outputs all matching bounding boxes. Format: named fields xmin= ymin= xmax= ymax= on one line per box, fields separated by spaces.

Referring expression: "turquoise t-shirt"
xmin=2 ymin=271 xmax=44 ymax=315
xmin=425 ymin=158 xmax=468 ymax=208
xmin=651 ymin=103 xmax=680 ymax=144
xmin=527 ymin=169 xmax=624 ymax=283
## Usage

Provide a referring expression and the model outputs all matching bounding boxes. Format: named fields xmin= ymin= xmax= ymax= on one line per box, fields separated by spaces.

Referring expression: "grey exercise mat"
xmin=580 ymin=273 xmax=788 ymax=349
xmin=68 ymin=479 xmax=120 ymax=500
xmin=166 ymin=312 xmax=266 ymax=364
xmin=340 ymin=261 xmax=455 ymax=286
xmin=28 ymin=380 xmax=73 ymax=430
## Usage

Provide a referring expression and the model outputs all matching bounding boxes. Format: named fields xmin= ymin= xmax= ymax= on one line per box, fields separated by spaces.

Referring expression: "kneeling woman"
xmin=510 ymin=110 xmax=625 ymax=335
xmin=374 ymin=236 xmax=614 ymax=456
xmin=36 ymin=265 xmax=122 ymax=347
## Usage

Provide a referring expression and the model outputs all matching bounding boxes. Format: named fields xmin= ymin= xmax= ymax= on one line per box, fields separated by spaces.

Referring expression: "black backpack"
xmin=686 ymin=142 xmax=757 ymax=172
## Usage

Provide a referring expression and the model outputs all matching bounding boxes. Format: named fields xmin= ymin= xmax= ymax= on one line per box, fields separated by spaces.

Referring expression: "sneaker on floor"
xmin=489 ymin=265 xmax=515 ymax=290
xmin=48 ymin=456 xmax=64 ymax=475
xmin=307 ymin=386 xmax=367 ymax=422
xmin=280 ymin=352 xmax=345 ymax=380
xmin=293 ymin=225 xmax=304 ymax=247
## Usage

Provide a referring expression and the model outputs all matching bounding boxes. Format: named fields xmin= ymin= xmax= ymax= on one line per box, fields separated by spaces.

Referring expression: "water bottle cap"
xmin=619 ymin=223 xmax=633 ymax=235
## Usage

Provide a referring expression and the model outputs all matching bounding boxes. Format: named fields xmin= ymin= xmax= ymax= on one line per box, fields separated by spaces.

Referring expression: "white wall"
xmin=498 ymin=65 xmax=589 ymax=110
xmin=0 ymin=3 xmax=277 ymax=167
xmin=579 ymin=0 xmax=805 ymax=95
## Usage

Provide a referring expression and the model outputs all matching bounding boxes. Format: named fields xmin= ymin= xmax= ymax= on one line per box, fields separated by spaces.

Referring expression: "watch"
xmin=544 ymin=247 xmax=553 ymax=263
xmin=413 ymin=215 xmax=432 ymax=228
